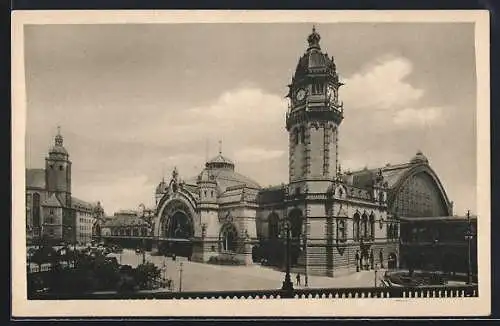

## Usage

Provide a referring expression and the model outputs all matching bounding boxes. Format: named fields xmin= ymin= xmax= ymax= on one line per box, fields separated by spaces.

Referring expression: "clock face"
xmin=296 ymin=89 xmax=306 ymax=101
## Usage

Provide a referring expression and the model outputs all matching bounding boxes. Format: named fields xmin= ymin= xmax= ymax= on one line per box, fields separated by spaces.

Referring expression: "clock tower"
xmin=286 ymin=26 xmax=344 ymax=190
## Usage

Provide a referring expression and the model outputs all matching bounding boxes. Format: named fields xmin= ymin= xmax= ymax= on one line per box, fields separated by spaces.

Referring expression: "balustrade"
xmin=29 ymin=284 xmax=478 ymax=300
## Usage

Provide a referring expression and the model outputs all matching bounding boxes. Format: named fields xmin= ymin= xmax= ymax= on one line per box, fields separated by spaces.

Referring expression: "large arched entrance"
xmin=158 ymin=200 xmax=195 ymax=258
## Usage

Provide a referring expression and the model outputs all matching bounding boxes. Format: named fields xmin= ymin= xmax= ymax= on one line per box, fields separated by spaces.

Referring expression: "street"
xmin=116 ymin=249 xmax=384 ymax=292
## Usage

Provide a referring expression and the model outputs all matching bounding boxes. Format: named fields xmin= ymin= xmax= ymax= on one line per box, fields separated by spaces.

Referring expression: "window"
xmin=59 ymin=165 xmax=64 ymax=171
xmin=369 ymin=214 xmax=375 ymax=240
xmin=204 ymin=190 xmax=207 ymax=197
xmin=312 ymin=82 xmax=324 ymax=95
xmin=293 ymin=128 xmax=299 ymax=145
xmin=211 ymin=190 xmax=214 ymax=197
xmin=353 ymin=213 xmax=360 ymax=241
xmin=361 ymin=214 xmax=368 ymax=239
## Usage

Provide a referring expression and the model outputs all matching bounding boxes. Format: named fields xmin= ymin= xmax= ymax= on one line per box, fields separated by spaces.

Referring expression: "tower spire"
xmin=54 ymin=125 xmax=64 ymax=146
xmin=307 ymin=25 xmax=321 ymax=50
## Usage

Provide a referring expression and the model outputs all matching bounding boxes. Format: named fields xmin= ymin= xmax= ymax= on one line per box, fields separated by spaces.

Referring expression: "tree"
xmin=134 ymin=262 xmax=161 ymax=289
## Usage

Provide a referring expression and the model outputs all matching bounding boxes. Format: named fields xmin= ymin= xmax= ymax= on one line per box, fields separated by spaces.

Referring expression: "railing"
xmin=29 ymin=284 xmax=478 ymax=300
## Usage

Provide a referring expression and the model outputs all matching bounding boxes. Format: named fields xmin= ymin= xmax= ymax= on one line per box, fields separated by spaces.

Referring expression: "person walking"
xmin=296 ymin=273 xmax=301 ymax=286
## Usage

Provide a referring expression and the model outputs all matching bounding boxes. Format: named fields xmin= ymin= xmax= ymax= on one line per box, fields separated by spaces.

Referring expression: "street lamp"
xmin=464 ymin=210 xmax=474 ymax=285
xmin=179 ymin=262 xmax=183 ymax=292
xmin=281 ymin=219 xmax=294 ymax=293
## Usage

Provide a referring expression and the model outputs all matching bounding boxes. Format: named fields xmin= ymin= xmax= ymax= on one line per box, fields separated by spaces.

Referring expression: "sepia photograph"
xmin=11 ymin=10 xmax=490 ymax=317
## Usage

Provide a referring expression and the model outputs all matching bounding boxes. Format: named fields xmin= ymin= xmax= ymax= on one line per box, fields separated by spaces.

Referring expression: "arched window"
xmin=387 ymin=224 xmax=393 ymax=240
xmin=293 ymin=128 xmax=299 ymax=145
xmin=369 ymin=214 xmax=375 ymax=240
xmin=220 ymin=223 xmax=238 ymax=252
xmin=32 ymin=193 xmax=40 ymax=228
xmin=361 ymin=214 xmax=368 ymax=239
xmin=268 ymin=213 xmax=280 ymax=240
xmin=353 ymin=213 xmax=360 ymax=241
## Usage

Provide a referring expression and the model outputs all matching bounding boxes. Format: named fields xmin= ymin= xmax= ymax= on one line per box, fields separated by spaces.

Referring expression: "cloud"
xmin=234 ymin=148 xmax=285 ymax=163
xmin=342 ymin=56 xmax=424 ymax=111
xmin=393 ymin=107 xmax=444 ymax=127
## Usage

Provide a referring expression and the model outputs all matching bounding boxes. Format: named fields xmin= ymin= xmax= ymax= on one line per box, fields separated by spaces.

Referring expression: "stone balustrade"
xmin=29 ymin=284 xmax=478 ymax=300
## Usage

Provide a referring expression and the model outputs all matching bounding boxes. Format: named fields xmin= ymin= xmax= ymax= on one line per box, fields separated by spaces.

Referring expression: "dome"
xmin=205 ymin=153 xmax=235 ymax=170
xmin=196 ymin=151 xmax=260 ymax=191
xmin=155 ymin=179 xmax=167 ymax=194
xmin=410 ymin=150 xmax=429 ymax=164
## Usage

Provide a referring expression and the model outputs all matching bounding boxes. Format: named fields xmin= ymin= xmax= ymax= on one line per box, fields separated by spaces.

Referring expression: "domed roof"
xmin=195 ymin=150 xmax=260 ymax=191
xmin=410 ymin=150 xmax=429 ymax=164
xmin=205 ymin=153 xmax=235 ymax=170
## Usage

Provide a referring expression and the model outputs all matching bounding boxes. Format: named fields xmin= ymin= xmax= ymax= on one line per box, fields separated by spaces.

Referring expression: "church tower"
xmin=286 ymin=27 xmax=344 ymax=189
xmin=45 ymin=126 xmax=72 ymax=207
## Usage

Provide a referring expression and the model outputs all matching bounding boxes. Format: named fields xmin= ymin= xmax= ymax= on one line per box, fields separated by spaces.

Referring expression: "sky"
xmin=24 ymin=23 xmax=477 ymax=216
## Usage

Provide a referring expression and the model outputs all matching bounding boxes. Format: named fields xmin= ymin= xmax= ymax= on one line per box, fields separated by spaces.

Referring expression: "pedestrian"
xmin=296 ymin=273 xmax=301 ymax=286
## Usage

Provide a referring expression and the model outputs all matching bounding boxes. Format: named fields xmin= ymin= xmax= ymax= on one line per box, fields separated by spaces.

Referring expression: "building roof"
xmin=103 ymin=213 xmax=150 ymax=228
xmin=206 ymin=153 xmax=235 ymax=168
xmin=400 ymin=215 xmax=477 ymax=222
xmin=71 ymin=197 xmax=94 ymax=211
xmin=42 ymin=194 xmax=63 ymax=208
xmin=343 ymin=152 xmax=431 ymax=190
xmin=26 ymin=169 xmax=46 ymax=189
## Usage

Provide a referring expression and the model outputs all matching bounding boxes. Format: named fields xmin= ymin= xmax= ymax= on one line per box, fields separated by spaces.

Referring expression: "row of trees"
xmin=27 ymin=246 xmax=166 ymax=296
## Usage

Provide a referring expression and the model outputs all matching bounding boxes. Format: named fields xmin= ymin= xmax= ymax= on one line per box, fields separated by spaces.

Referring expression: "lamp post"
xmin=464 ymin=210 xmax=474 ymax=285
xmin=374 ymin=263 xmax=379 ymax=287
xmin=179 ymin=262 xmax=183 ymax=292
xmin=281 ymin=220 xmax=294 ymax=294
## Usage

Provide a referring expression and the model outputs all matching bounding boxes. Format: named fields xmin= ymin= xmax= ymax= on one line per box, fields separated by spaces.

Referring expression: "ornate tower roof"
xmin=291 ymin=26 xmax=339 ymax=84
xmin=48 ymin=126 xmax=69 ymax=157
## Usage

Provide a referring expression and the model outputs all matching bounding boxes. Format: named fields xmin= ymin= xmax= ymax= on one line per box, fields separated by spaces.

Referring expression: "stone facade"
xmin=26 ymin=128 xmax=102 ymax=246
xmin=150 ymin=27 xmax=455 ymax=277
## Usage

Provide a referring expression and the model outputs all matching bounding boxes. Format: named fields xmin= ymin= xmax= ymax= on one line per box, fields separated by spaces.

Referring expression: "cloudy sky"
xmin=24 ymin=23 xmax=477 ymax=216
